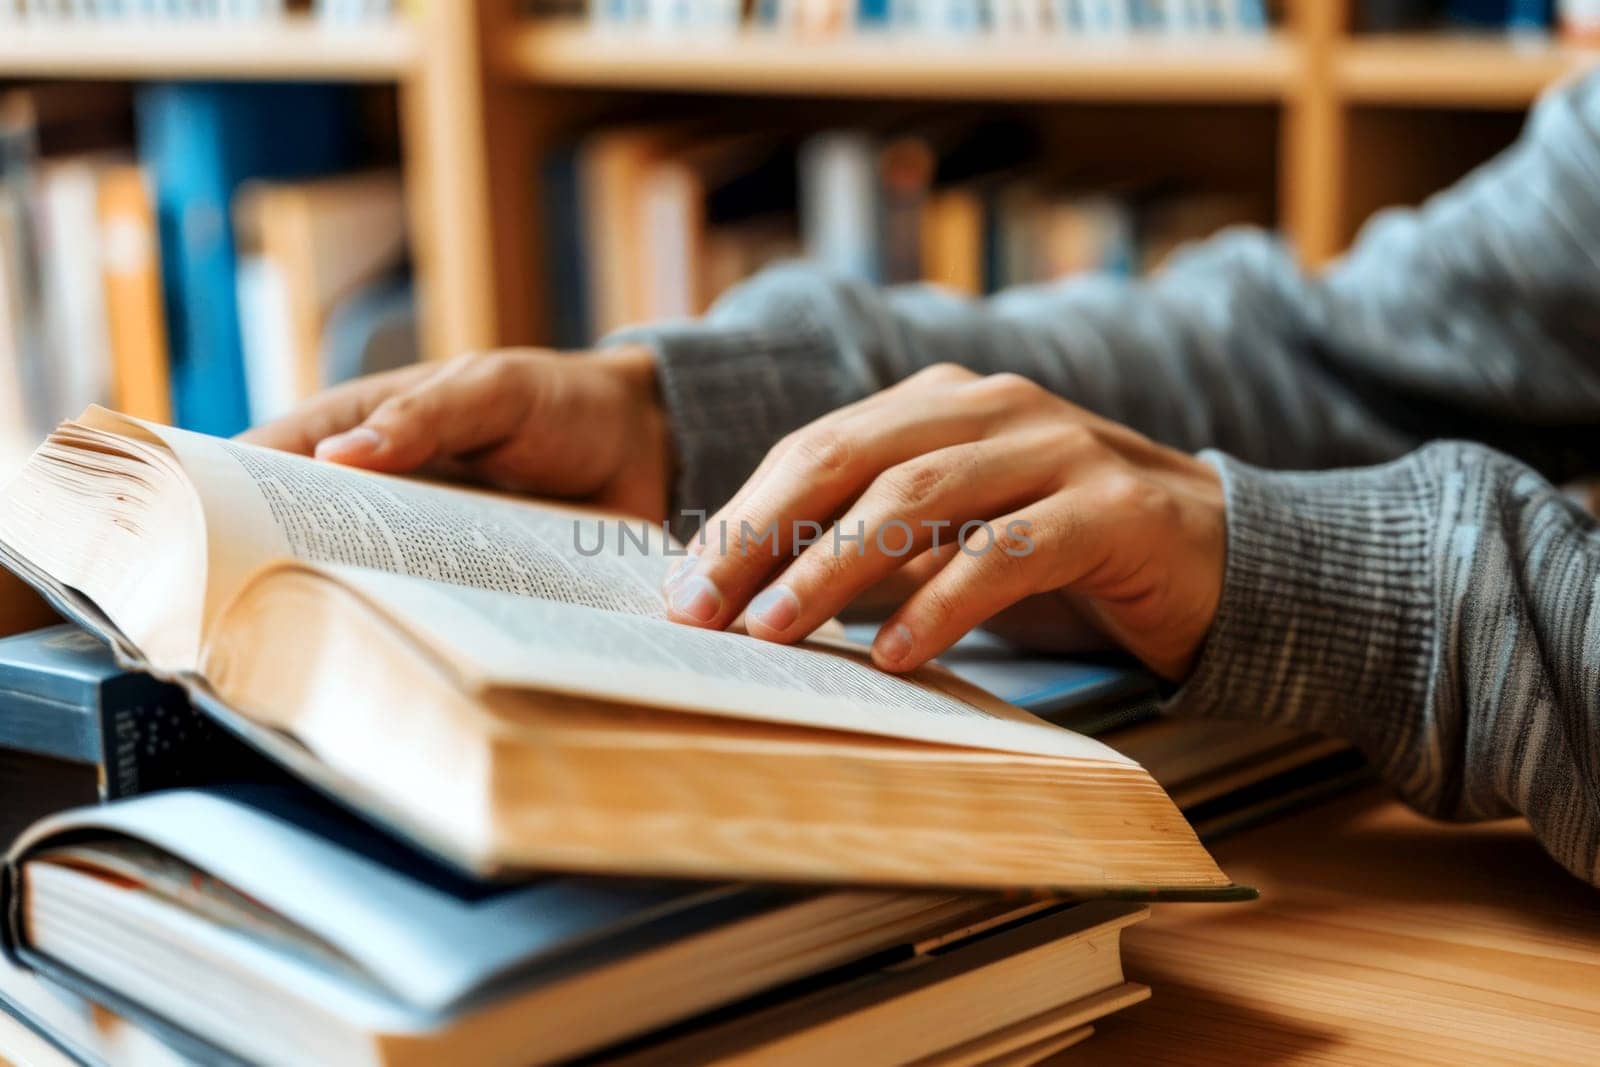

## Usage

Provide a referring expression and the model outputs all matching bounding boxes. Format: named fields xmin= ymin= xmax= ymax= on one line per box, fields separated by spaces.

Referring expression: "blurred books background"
xmin=0 ymin=0 xmax=1590 ymax=478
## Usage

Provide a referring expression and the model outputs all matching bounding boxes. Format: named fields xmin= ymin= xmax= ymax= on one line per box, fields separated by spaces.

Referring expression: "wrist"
xmin=592 ymin=343 xmax=676 ymax=522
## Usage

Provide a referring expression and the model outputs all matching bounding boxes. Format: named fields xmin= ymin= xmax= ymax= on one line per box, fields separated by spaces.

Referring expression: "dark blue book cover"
xmin=136 ymin=82 xmax=358 ymax=436
xmin=857 ymin=0 xmax=891 ymax=26
xmin=0 ymin=625 xmax=271 ymax=845
xmin=542 ymin=144 xmax=594 ymax=349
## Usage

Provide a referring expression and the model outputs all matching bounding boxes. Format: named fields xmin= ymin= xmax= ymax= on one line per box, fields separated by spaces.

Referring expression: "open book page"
xmin=260 ymin=562 xmax=1135 ymax=765
xmin=79 ymin=410 xmax=677 ymax=643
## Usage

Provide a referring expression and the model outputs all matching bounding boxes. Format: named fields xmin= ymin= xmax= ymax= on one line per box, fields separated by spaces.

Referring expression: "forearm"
xmin=1172 ymin=441 xmax=1600 ymax=885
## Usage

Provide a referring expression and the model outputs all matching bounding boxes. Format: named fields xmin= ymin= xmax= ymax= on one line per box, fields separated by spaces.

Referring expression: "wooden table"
xmin=1065 ymin=788 xmax=1600 ymax=1065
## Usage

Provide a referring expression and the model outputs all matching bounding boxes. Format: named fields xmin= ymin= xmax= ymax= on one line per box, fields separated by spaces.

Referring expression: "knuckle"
xmin=989 ymin=526 xmax=1037 ymax=561
xmin=1100 ymin=471 xmax=1160 ymax=513
xmin=967 ymin=371 xmax=1041 ymax=405
xmin=872 ymin=460 xmax=947 ymax=510
xmin=910 ymin=362 xmax=976 ymax=387
xmin=442 ymin=351 xmax=488 ymax=376
xmin=374 ymin=391 xmax=423 ymax=424
xmin=786 ymin=428 xmax=854 ymax=477
xmin=487 ymin=352 xmax=531 ymax=394
xmin=1048 ymin=420 xmax=1097 ymax=454
xmin=800 ymin=541 xmax=858 ymax=589
xmin=967 ymin=530 xmax=1024 ymax=575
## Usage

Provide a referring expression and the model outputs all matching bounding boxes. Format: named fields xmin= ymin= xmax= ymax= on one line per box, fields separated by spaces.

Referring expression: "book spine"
xmin=135 ymin=82 xmax=356 ymax=436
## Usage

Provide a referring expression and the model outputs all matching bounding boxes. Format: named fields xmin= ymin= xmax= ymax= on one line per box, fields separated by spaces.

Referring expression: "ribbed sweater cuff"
xmin=1168 ymin=451 xmax=1438 ymax=747
xmin=607 ymin=313 xmax=855 ymax=542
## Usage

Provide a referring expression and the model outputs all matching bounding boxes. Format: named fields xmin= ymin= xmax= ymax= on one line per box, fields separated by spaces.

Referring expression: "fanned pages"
xmin=0 ymin=409 xmax=1244 ymax=895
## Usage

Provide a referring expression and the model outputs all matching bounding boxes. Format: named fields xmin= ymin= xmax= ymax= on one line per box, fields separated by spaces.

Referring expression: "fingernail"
xmin=315 ymin=427 xmax=383 ymax=461
xmin=669 ymin=575 xmax=722 ymax=623
xmin=875 ymin=623 xmax=914 ymax=667
xmin=748 ymin=585 xmax=800 ymax=635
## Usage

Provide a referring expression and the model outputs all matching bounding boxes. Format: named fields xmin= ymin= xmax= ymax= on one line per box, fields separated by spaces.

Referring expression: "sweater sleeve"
xmin=1171 ymin=441 xmax=1600 ymax=886
xmin=614 ymin=70 xmax=1600 ymax=525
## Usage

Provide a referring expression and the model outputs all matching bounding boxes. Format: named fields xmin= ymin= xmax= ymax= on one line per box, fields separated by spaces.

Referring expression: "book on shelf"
xmin=0 ymin=407 xmax=1246 ymax=898
xmin=232 ymin=169 xmax=409 ymax=424
xmin=37 ymin=157 xmax=118 ymax=432
xmin=0 ymin=84 xmax=135 ymax=468
xmin=0 ymin=0 xmax=402 ymax=23
xmin=569 ymin=123 xmax=792 ymax=337
xmin=135 ymin=81 xmax=360 ymax=437
xmin=98 ymin=164 xmax=174 ymax=426
xmin=553 ymin=117 xmax=1267 ymax=329
xmin=578 ymin=124 xmax=697 ymax=337
xmin=574 ymin=0 xmax=1270 ymax=35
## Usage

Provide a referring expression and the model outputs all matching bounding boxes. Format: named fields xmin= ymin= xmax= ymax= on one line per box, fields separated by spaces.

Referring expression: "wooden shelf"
xmin=502 ymin=23 xmax=1297 ymax=102
xmin=0 ymin=19 xmax=417 ymax=82
xmin=1335 ymin=33 xmax=1600 ymax=108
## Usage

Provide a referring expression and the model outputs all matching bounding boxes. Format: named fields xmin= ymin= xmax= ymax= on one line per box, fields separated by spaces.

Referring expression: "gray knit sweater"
xmin=619 ymin=73 xmax=1600 ymax=887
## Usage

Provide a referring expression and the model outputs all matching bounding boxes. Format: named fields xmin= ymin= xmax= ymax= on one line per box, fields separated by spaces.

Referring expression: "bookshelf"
xmin=1 ymin=0 xmax=1586 ymax=364
xmin=501 ymin=24 xmax=1299 ymax=102
xmin=1334 ymin=34 xmax=1600 ymax=108
xmin=0 ymin=5 xmax=497 ymax=370
xmin=0 ymin=20 xmax=417 ymax=81
xmin=481 ymin=0 xmax=1586 ymax=347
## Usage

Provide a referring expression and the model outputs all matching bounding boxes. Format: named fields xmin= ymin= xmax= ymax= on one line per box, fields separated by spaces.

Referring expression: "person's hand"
xmin=662 ymin=363 xmax=1225 ymax=681
xmin=238 ymin=346 xmax=674 ymax=522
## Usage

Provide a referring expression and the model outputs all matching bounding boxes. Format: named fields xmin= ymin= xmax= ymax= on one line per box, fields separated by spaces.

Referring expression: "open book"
xmin=0 ymin=407 xmax=1243 ymax=895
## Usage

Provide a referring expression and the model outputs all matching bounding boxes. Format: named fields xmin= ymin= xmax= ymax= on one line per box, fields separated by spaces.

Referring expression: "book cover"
xmin=0 ymin=624 xmax=271 ymax=846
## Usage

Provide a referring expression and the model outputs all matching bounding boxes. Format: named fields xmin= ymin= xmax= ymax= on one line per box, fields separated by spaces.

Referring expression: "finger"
xmin=312 ymin=353 xmax=537 ymax=473
xmin=871 ymin=497 xmax=1083 ymax=672
xmin=742 ymin=436 xmax=1061 ymax=643
xmin=235 ymin=363 xmax=435 ymax=455
xmin=666 ymin=367 xmax=987 ymax=627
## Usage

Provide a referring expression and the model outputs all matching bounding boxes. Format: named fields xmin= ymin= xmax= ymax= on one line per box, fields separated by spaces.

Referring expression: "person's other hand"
xmin=662 ymin=364 xmax=1225 ymax=681
xmin=238 ymin=346 xmax=673 ymax=522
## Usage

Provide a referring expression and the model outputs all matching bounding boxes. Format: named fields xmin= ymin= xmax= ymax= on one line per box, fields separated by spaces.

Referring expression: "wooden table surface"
xmin=1064 ymin=788 xmax=1600 ymax=1066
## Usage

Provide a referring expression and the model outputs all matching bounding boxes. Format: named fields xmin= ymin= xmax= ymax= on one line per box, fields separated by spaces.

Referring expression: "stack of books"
xmin=0 ymin=408 xmax=1315 ymax=1063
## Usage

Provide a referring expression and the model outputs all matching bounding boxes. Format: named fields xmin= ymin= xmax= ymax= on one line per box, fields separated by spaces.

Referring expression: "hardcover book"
xmin=0 ymin=624 xmax=265 ymax=846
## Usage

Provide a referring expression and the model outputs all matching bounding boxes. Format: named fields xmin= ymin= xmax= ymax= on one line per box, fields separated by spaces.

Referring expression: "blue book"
xmin=1444 ymin=0 xmax=1551 ymax=28
xmin=136 ymin=83 xmax=357 ymax=436
xmin=843 ymin=624 xmax=1158 ymax=732
xmin=541 ymin=144 xmax=594 ymax=349
xmin=857 ymin=0 xmax=892 ymax=27
xmin=0 ymin=625 xmax=270 ymax=846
